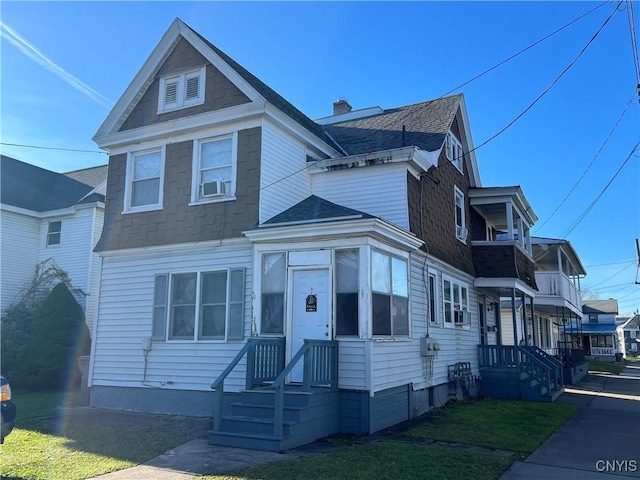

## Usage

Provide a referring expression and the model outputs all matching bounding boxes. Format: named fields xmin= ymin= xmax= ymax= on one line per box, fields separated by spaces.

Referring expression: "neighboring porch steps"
xmin=208 ymin=387 xmax=339 ymax=452
xmin=480 ymin=367 xmax=565 ymax=402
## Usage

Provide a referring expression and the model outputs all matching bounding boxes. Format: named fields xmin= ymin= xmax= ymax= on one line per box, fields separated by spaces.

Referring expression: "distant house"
xmin=88 ymin=18 xmax=565 ymax=451
xmin=0 ymin=155 xmax=106 ymax=332
xmin=569 ymin=299 xmax=619 ymax=359
xmin=618 ymin=314 xmax=640 ymax=358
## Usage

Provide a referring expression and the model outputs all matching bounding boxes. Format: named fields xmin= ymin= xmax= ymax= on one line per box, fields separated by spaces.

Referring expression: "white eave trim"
xmin=93 ymin=18 xmax=265 ymax=142
xmin=474 ymin=277 xmax=537 ymax=298
xmin=0 ymin=203 xmax=76 ymax=218
xmin=96 ymin=236 xmax=250 ymax=258
xmin=309 ymin=146 xmax=435 ymax=177
xmin=95 ymin=101 xmax=265 ymax=150
xmin=456 ymin=95 xmax=481 ymax=188
xmin=243 ymin=217 xmax=424 ymax=251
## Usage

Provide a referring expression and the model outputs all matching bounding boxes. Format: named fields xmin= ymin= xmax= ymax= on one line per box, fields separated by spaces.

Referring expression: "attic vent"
xmin=157 ymin=66 xmax=205 ymax=114
xmin=185 ymin=76 xmax=200 ymax=100
xmin=164 ymin=81 xmax=178 ymax=104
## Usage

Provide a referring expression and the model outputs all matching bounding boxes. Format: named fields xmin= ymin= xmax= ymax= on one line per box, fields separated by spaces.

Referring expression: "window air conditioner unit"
xmin=202 ymin=180 xmax=225 ymax=197
xmin=456 ymin=226 xmax=468 ymax=239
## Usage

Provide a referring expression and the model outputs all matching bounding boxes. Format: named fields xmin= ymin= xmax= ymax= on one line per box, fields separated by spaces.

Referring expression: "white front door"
xmin=289 ymin=268 xmax=331 ymax=382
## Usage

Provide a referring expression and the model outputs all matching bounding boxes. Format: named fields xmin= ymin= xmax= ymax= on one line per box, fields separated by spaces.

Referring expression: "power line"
xmin=534 ymin=95 xmax=636 ymax=233
xmin=626 ymin=0 xmax=640 ymax=93
xmin=438 ymin=0 xmax=611 ymax=99
xmin=587 ymin=262 xmax=636 ymax=288
xmin=559 ymin=140 xmax=639 ymax=238
xmin=463 ymin=0 xmax=622 ymax=159
xmin=584 ymin=259 xmax=635 ymax=268
xmin=0 ymin=142 xmax=106 ymax=155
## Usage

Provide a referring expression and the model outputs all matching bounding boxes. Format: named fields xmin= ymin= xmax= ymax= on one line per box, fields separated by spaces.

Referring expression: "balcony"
xmin=535 ymin=271 xmax=581 ymax=314
xmin=472 ymin=241 xmax=537 ymax=291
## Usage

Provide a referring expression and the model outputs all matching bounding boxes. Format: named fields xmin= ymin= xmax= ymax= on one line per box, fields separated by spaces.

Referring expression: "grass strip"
xmin=403 ymin=398 xmax=577 ymax=455
xmin=203 ymin=441 xmax=514 ymax=480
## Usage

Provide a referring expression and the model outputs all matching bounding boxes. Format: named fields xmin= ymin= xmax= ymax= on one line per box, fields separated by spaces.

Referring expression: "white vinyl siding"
xmin=312 ymin=163 xmax=409 ymax=229
xmin=337 ymin=341 xmax=367 ymax=390
xmin=91 ymin=241 xmax=253 ymax=392
xmin=0 ymin=210 xmax=40 ymax=310
xmin=370 ymin=252 xmax=480 ymax=394
xmin=260 ymin=120 xmax=312 ymax=223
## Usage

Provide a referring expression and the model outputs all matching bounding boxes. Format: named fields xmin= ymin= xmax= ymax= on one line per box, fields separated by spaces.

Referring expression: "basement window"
xmin=158 ymin=66 xmax=206 ymax=113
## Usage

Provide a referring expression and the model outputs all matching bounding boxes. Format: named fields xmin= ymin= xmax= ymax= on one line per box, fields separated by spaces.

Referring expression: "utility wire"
xmin=0 ymin=142 xmax=107 ymax=155
xmin=534 ymin=94 xmax=636 ymax=233
xmin=559 ymin=141 xmax=639 ymax=238
xmin=584 ymin=259 xmax=635 ymax=268
xmin=583 ymin=257 xmax=636 ymax=288
xmin=438 ymin=0 xmax=611 ymax=99
xmin=463 ymin=0 xmax=621 ymax=160
xmin=626 ymin=0 xmax=640 ymax=94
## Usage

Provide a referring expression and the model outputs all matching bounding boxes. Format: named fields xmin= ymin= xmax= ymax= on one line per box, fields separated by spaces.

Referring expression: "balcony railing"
xmin=535 ymin=271 xmax=581 ymax=308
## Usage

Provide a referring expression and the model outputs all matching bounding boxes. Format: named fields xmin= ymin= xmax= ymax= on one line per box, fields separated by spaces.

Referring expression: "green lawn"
xmin=203 ymin=442 xmax=514 ymax=480
xmin=588 ymin=360 xmax=625 ymax=375
xmin=0 ymin=391 xmax=192 ymax=480
xmin=2 ymin=393 xmax=577 ymax=480
xmin=402 ymin=398 xmax=577 ymax=455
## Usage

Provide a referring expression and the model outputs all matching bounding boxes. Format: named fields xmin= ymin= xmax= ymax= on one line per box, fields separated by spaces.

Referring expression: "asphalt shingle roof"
xmin=65 ymin=165 xmax=108 ymax=188
xmin=262 ymin=195 xmax=374 ymax=226
xmin=583 ymin=299 xmax=619 ymax=315
xmin=1 ymin=155 xmax=105 ymax=212
xmin=187 ymin=21 xmax=460 ymax=158
xmin=323 ymin=95 xmax=462 ymax=156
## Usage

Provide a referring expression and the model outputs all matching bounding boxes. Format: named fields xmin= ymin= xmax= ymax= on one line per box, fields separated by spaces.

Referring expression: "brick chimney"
xmin=333 ymin=98 xmax=352 ymax=115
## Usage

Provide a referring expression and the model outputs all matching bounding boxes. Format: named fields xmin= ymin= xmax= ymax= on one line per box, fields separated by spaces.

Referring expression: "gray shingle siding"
xmin=119 ymin=38 xmax=251 ymax=132
xmin=95 ymin=127 xmax=261 ymax=252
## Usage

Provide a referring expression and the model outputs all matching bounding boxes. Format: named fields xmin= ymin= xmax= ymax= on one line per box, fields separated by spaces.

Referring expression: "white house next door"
xmin=289 ymin=268 xmax=331 ymax=382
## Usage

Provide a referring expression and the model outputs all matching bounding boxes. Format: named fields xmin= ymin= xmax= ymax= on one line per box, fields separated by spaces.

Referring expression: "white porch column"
xmin=506 ymin=201 xmax=514 ymax=240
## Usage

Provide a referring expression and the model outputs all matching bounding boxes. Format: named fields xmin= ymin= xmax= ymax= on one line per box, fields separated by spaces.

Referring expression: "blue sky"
xmin=1 ymin=1 xmax=638 ymax=314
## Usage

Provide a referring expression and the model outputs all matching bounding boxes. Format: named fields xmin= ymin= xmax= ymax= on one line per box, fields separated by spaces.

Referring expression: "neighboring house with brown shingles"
xmin=89 ymin=18 xmax=555 ymax=451
xmin=0 ymin=156 xmax=106 ymax=333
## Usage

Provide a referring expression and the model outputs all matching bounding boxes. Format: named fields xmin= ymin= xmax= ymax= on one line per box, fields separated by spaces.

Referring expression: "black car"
xmin=1 ymin=376 xmax=16 ymax=443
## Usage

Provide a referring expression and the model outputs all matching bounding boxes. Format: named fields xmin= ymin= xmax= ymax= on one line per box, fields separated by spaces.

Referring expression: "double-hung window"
xmin=158 ymin=66 xmax=206 ymax=113
xmin=192 ymin=135 xmax=235 ymax=202
xmin=443 ymin=277 xmax=469 ymax=327
xmin=454 ymin=186 xmax=467 ymax=243
xmin=126 ymin=148 xmax=164 ymax=212
xmin=46 ymin=220 xmax=62 ymax=246
xmin=446 ymin=131 xmax=464 ymax=173
xmin=152 ymin=269 xmax=245 ymax=341
xmin=372 ymin=250 xmax=409 ymax=337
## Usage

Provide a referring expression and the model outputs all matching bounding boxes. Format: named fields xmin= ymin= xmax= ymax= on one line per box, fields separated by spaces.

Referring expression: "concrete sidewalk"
xmin=501 ymin=365 xmax=640 ymax=479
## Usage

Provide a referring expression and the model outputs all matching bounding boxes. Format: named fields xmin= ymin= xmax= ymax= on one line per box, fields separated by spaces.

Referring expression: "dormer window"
xmin=446 ymin=131 xmax=464 ymax=173
xmin=157 ymin=66 xmax=206 ymax=113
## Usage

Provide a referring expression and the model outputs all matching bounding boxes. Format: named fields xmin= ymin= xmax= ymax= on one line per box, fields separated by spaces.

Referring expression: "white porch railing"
xmin=535 ymin=271 xmax=581 ymax=308
xmin=590 ymin=347 xmax=615 ymax=356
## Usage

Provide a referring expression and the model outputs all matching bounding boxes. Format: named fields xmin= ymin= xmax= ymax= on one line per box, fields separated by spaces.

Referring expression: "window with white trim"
xmin=372 ymin=250 xmax=409 ymax=337
xmin=454 ymin=187 xmax=467 ymax=243
xmin=261 ymin=253 xmax=286 ymax=335
xmin=126 ymin=148 xmax=164 ymax=211
xmin=192 ymin=135 xmax=235 ymax=202
xmin=152 ymin=269 xmax=245 ymax=341
xmin=428 ymin=272 xmax=438 ymax=324
xmin=158 ymin=66 xmax=206 ymax=113
xmin=46 ymin=220 xmax=62 ymax=246
xmin=443 ymin=276 xmax=469 ymax=327
xmin=336 ymin=249 xmax=359 ymax=336
xmin=445 ymin=131 xmax=464 ymax=173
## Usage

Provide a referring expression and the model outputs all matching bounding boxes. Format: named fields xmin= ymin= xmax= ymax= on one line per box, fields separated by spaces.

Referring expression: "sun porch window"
xmin=371 ymin=250 xmax=409 ymax=337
